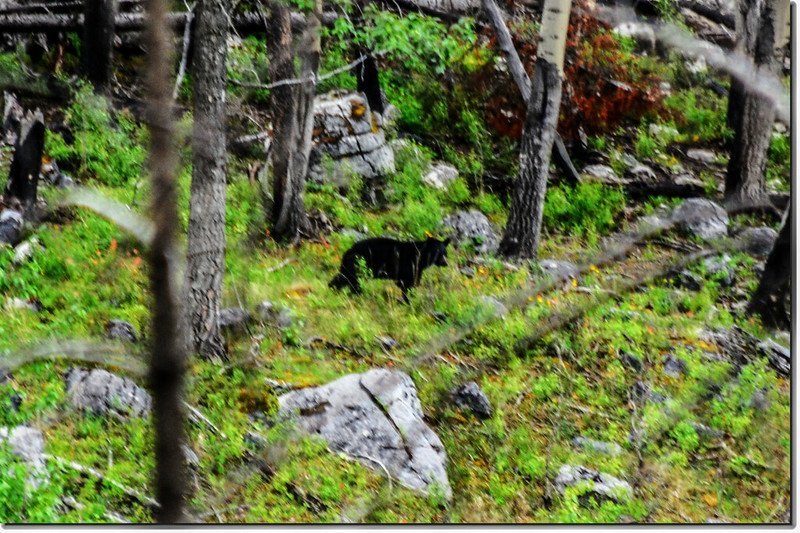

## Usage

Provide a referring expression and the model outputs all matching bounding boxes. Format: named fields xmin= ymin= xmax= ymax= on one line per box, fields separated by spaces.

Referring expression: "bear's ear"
xmin=442 ymin=237 xmax=451 ymax=246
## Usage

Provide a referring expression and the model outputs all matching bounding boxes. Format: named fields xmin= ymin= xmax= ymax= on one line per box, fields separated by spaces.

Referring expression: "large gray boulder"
xmin=442 ymin=210 xmax=499 ymax=255
xmin=278 ymin=368 xmax=451 ymax=499
xmin=0 ymin=425 xmax=47 ymax=488
xmin=308 ymin=92 xmax=395 ymax=184
xmin=671 ymin=198 xmax=729 ymax=241
xmin=65 ymin=368 xmax=151 ymax=418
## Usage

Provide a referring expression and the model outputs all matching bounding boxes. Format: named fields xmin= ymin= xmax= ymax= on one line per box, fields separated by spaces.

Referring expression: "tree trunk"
xmin=143 ymin=0 xmax=187 ymax=520
xmin=725 ymin=0 xmax=789 ymax=211
xmin=81 ymin=0 xmax=117 ymax=92
xmin=498 ymin=0 xmax=571 ymax=260
xmin=267 ymin=0 xmax=319 ymax=243
xmin=356 ymin=52 xmax=385 ymax=115
xmin=6 ymin=108 xmax=45 ymax=217
xmin=185 ymin=0 xmax=229 ymax=360
xmin=747 ymin=204 xmax=791 ymax=330
xmin=481 ymin=0 xmax=579 ymax=186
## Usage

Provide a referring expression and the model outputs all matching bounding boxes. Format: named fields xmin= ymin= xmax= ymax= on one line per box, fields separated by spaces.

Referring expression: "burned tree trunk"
xmin=724 ymin=0 xmax=789 ymax=211
xmin=6 ymin=109 xmax=45 ymax=216
xmin=497 ymin=0 xmax=571 ymax=259
xmin=356 ymin=52 xmax=386 ymax=115
xmin=143 ymin=0 xmax=187 ymax=520
xmin=267 ymin=0 xmax=320 ymax=243
xmin=81 ymin=0 xmax=117 ymax=92
xmin=185 ymin=0 xmax=229 ymax=360
xmin=747 ymin=204 xmax=791 ymax=330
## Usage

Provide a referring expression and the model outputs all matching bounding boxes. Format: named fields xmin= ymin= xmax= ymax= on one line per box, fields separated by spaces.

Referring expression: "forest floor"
xmin=0 ymin=16 xmax=792 ymax=524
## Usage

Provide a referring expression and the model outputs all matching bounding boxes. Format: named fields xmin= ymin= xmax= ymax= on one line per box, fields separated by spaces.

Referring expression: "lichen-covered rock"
xmin=0 ymin=425 xmax=47 ymax=488
xmin=671 ymin=198 xmax=729 ymax=240
xmin=442 ymin=210 xmax=499 ymax=255
xmin=65 ymin=368 xmax=151 ymax=418
xmin=422 ymin=163 xmax=459 ymax=189
xmin=554 ymin=464 xmax=633 ymax=503
xmin=735 ymin=226 xmax=778 ymax=257
xmin=12 ymin=237 xmax=40 ymax=265
xmin=451 ymin=381 xmax=492 ymax=419
xmin=105 ymin=319 xmax=138 ymax=343
xmin=308 ymin=92 xmax=395 ymax=184
xmin=581 ymin=164 xmax=619 ymax=183
xmin=278 ymin=368 xmax=452 ymax=499
xmin=703 ymin=254 xmax=735 ymax=287
xmin=686 ymin=148 xmax=718 ymax=164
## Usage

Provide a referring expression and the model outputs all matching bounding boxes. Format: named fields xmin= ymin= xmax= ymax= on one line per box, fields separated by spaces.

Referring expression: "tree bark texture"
xmin=498 ymin=0 xmax=571 ymax=260
xmin=81 ymin=0 xmax=117 ymax=92
xmin=143 ymin=0 xmax=187 ymax=520
xmin=185 ymin=0 xmax=229 ymax=360
xmin=267 ymin=0 xmax=319 ymax=242
xmin=725 ymin=0 xmax=789 ymax=210
xmin=498 ymin=57 xmax=563 ymax=259
xmin=481 ymin=0 xmax=579 ymax=185
xmin=6 ymin=108 xmax=44 ymax=216
xmin=747 ymin=204 xmax=791 ymax=330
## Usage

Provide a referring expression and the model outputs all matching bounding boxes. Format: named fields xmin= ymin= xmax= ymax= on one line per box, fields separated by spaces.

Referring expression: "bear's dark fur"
xmin=329 ymin=237 xmax=450 ymax=302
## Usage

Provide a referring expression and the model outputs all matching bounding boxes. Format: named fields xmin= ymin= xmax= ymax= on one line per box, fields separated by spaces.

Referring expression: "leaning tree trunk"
xmin=747 ymin=204 xmax=791 ymax=330
xmin=6 ymin=108 xmax=45 ymax=217
xmin=143 ymin=0 xmax=187 ymax=520
xmin=724 ymin=0 xmax=790 ymax=211
xmin=267 ymin=0 xmax=319 ymax=243
xmin=185 ymin=0 xmax=229 ymax=360
xmin=497 ymin=0 xmax=572 ymax=260
xmin=81 ymin=0 xmax=117 ymax=92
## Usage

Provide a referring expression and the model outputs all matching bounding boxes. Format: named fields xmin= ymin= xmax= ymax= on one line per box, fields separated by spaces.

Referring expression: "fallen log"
xmin=0 ymin=10 xmax=337 ymax=33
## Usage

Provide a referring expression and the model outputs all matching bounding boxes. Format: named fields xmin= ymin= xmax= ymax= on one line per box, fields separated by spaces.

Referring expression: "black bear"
xmin=329 ymin=237 xmax=450 ymax=302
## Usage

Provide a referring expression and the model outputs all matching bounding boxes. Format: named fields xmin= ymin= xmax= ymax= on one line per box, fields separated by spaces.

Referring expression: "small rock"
xmin=275 ymin=308 xmax=295 ymax=329
xmin=621 ymin=153 xmax=639 ymax=168
xmin=65 ymin=368 xmax=151 ymax=418
xmin=538 ymin=259 xmax=579 ymax=280
xmin=0 ymin=208 xmax=23 ymax=246
xmin=750 ymin=388 xmax=770 ymax=411
xmin=450 ymin=381 xmax=492 ymax=419
xmin=686 ymin=148 xmax=717 ymax=164
xmin=6 ymin=297 xmax=40 ymax=312
xmin=554 ymin=464 xmax=632 ymax=503
xmin=572 ymin=436 xmax=623 ymax=456
xmin=339 ymin=228 xmax=367 ymax=241
xmin=442 ymin=210 xmax=500 ymax=255
xmin=659 ymin=81 xmax=672 ymax=95
xmin=431 ymin=311 xmax=448 ymax=323
xmin=648 ymin=124 xmax=679 ymax=139
xmin=12 ymin=237 xmax=39 ymax=265
xmin=627 ymin=164 xmax=657 ymax=182
xmin=479 ymin=295 xmax=507 ymax=316
xmin=219 ymin=307 xmax=251 ymax=329
xmin=619 ymin=351 xmax=643 ymax=373
xmin=703 ymin=254 xmax=735 ymax=287
xmin=663 ymin=354 xmax=687 ymax=377
xmin=613 ymin=22 xmax=656 ymax=52
xmin=774 ymin=121 xmax=788 ymax=134
xmin=582 ymin=164 xmax=619 ymax=182
xmin=0 ymin=425 xmax=47 ymax=488
xmin=422 ymin=163 xmax=459 ymax=190
xmin=255 ymin=300 xmax=275 ymax=320
xmin=671 ymin=198 xmax=729 ymax=241
xmin=671 ymin=270 xmax=703 ymax=291
xmin=735 ymin=226 xmax=777 ymax=257
xmin=105 ymin=319 xmax=138 ymax=343
xmin=375 ymin=335 xmax=398 ymax=350
xmin=9 ymin=393 xmax=22 ymax=412
xmin=459 ymin=266 xmax=476 ymax=278
xmin=756 ymin=339 xmax=790 ymax=377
